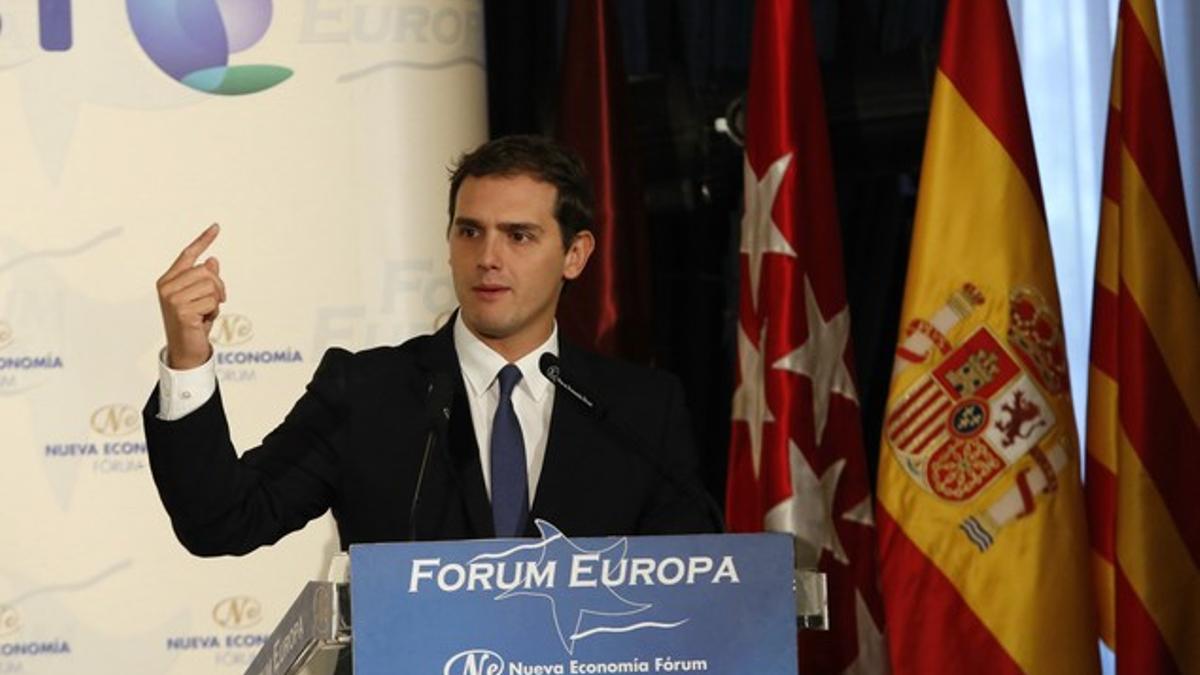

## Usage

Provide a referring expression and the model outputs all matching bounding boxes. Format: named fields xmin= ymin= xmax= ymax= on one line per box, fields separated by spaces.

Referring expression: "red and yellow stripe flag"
xmin=1087 ymin=1 xmax=1200 ymax=673
xmin=876 ymin=1 xmax=1098 ymax=672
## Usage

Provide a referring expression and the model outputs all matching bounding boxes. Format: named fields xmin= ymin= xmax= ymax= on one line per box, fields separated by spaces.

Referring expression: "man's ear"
xmin=562 ymin=231 xmax=595 ymax=281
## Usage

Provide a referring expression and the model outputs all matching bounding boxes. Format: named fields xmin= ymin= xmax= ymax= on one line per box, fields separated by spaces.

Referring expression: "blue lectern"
xmin=246 ymin=522 xmax=824 ymax=674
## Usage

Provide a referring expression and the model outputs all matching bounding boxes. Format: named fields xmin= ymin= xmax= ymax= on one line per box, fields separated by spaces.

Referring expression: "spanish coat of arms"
xmin=886 ymin=284 xmax=1074 ymax=551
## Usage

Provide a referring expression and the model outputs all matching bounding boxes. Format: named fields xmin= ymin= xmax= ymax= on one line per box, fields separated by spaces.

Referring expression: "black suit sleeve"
xmin=143 ymin=348 xmax=351 ymax=556
xmin=633 ymin=373 xmax=723 ymax=535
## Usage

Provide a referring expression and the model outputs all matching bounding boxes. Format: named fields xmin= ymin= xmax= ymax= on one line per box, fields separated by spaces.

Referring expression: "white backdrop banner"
xmin=0 ymin=1 xmax=485 ymax=672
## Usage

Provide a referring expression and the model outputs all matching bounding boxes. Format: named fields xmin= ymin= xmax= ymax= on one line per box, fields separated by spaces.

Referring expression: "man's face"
xmin=449 ymin=173 xmax=593 ymax=358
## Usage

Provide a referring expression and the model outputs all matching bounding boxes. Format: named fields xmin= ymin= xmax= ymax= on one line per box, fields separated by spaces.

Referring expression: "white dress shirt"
xmin=156 ymin=317 xmax=558 ymax=506
xmin=156 ymin=348 xmax=217 ymax=421
xmin=453 ymin=318 xmax=556 ymax=505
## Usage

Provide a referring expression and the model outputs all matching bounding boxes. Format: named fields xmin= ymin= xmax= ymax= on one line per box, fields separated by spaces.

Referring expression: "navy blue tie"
xmin=490 ymin=364 xmax=528 ymax=537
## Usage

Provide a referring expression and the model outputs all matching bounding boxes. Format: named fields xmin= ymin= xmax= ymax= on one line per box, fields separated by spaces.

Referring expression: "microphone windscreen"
xmin=425 ymin=372 xmax=455 ymax=425
xmin=538 ymin=352 xmax=561 ymax=381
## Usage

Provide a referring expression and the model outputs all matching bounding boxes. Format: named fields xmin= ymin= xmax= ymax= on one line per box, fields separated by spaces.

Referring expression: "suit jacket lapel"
xmin=415 ymin=316 xmax=494 ymax=538
xmin=529 ymin=341 xmax=594 ymax=535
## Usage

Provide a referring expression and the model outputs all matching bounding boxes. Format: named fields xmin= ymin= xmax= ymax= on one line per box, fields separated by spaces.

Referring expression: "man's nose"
xmin=477 ymin=230 xmax=502 ymax=269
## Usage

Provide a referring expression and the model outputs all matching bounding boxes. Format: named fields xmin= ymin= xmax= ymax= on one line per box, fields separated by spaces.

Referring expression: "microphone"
xmin=539 ymin=353 xmax=602 ymax=417
xmin=538 ymin=354 xmax=725 ymax=532
xmin=425 ymin=372 xmax=455 ymax=428
xmin=409 ymin=372 xmax=455 ymax=541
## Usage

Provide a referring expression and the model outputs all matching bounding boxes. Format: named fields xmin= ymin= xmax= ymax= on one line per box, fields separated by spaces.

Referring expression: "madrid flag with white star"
xmin=876 ymin=1 xmax=1097 ymax=673
xmin=725 ymin=0 xmax=885 ymax=672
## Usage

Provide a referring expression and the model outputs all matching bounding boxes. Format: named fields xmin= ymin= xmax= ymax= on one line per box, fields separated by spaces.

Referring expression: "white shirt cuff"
xmin=157 ymin=347 xmax=216 ymax=421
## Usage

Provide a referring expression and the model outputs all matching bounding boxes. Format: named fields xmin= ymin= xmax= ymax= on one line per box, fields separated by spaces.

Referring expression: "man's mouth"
xmin=472 ymin=284 xmax=510 ymax=299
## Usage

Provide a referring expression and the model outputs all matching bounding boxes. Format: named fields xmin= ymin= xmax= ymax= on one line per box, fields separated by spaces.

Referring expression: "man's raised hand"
xmin=156 ymin=224 xmax=227 ymax=370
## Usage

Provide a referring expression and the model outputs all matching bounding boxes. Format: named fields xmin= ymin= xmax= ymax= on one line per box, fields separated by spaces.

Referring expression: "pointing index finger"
xmin=169 ymin=223 xmax=220 ymax=275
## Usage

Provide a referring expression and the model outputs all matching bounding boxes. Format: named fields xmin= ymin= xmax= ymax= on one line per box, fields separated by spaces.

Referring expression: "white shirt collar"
xmin=453 ymin=315 xmax=558 ymax=402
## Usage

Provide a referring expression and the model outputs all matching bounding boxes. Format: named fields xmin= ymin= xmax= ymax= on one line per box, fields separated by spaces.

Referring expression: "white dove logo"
xmin=470 ymin=521 xmax=689 ymax=654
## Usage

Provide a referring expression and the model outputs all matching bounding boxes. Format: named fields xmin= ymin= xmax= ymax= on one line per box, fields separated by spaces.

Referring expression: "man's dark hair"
xmin=448 ymin=135 xmax=594 ymax=247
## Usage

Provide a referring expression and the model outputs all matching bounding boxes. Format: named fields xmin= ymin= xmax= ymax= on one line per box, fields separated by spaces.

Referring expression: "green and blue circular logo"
xmin=127 ymin=0 xmax=291 ymax=95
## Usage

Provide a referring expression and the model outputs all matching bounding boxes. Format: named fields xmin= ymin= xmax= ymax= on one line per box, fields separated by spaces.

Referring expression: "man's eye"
xmin=457 ymin=226 xmax=479 ymax=238
xmin=511 ymin=230 xmax=533 ymax=243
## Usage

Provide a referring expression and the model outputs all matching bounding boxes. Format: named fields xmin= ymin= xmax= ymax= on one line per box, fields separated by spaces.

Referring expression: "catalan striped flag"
xmin=1086 ymin=1 xmax=1200 ymax=673
xmin=876 ymin=1 xmax=1098 ymax=673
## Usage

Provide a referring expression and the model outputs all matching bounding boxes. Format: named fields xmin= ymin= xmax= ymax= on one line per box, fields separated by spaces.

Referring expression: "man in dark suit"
xmin=144 ymin=135 xmax=720 ymax=556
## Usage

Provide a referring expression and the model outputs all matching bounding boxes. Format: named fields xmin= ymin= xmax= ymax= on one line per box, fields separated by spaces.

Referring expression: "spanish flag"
xmin=876 ymin=0 xmax=1098 ymax=672
xmin=1087 ymin=1 xmax=1200 ymax=673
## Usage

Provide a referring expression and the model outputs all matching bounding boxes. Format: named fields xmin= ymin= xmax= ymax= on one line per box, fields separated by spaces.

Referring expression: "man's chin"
xmin=459 ymin=311 xmax=513 ymax=341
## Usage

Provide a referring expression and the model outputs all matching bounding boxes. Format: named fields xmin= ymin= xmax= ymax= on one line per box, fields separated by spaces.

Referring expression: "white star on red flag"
xmin=842 ymin=591 xmax=888 ymax=675
xmin=773 ymin=276 xmax=859 ymax=445
xmin=740 ymin=153 xmax=797 ymax=313
xmin=731 ymin=322 xmax=776 ymax=477
xmin=765 ymin=440 xmax=849 ymax=567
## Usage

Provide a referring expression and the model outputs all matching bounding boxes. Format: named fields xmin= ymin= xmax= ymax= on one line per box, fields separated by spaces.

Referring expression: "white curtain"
xmin=1009 ymin=0 xmax=1197 ymax=440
